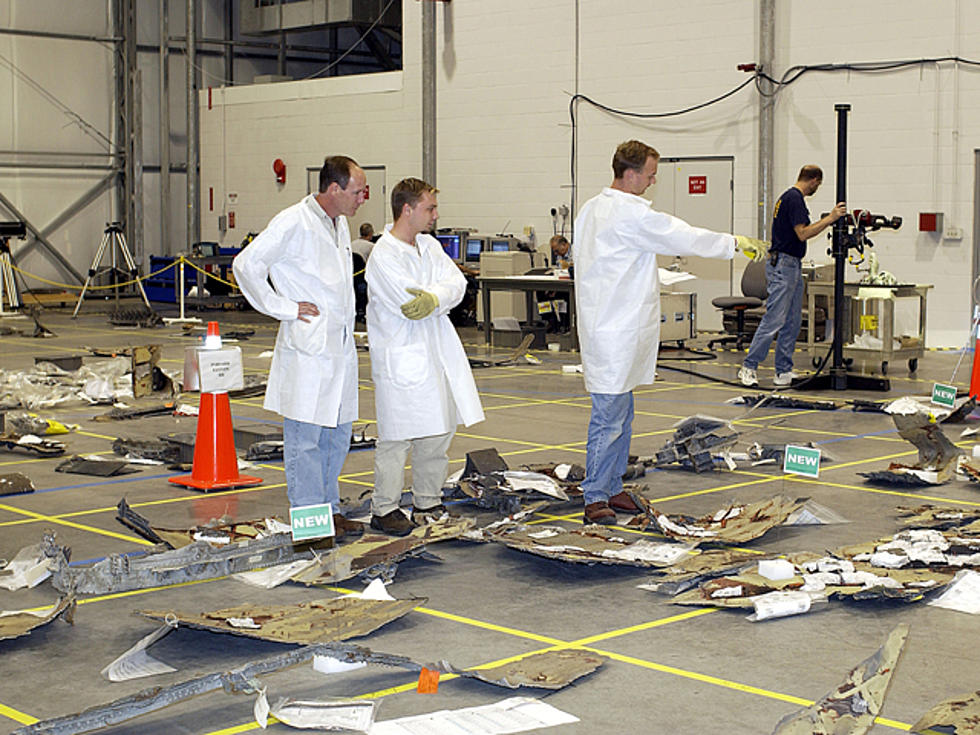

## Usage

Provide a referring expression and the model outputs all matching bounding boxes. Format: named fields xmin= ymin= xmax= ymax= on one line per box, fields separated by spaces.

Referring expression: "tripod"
xmin=0 ymin=236 xmax=20 ymax=316
xmin=72 ymin=222 xmax=151 ymax=318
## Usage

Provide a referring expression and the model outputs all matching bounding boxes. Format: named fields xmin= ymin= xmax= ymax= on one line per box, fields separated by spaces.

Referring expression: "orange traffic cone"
xmin=971 ymin=313 xmax=980 ymax=399
xmin=169 ymin=322 xmax=263 ymax=492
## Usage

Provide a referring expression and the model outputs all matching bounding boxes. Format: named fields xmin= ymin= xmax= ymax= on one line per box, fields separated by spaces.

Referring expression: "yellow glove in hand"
xmin=735 ymin=235 xmax=768 ymax=262
xmin=400 ymin=287 xmax=439 ymax=320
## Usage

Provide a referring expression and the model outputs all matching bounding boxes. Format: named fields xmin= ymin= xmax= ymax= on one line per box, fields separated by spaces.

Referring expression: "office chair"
xmin=707 ymin=259 xmax=767 ymax=350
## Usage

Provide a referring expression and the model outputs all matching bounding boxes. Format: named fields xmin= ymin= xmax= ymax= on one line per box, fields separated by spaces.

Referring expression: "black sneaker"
xmin=369 ymin=509 xmax=415 ymax=536
xmin=411 ymin=504 xmax=457 ymax=526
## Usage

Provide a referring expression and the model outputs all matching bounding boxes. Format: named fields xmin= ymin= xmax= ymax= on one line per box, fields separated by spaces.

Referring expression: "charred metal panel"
xmin=770 ymin=624 xmax=909 ymax=734
xmin=138 ymin=597 xmax=424 ymax=645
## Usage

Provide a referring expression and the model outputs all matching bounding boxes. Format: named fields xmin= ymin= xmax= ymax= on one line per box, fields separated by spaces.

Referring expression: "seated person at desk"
xmin=540 ymin=235 xmax=572 ymax=332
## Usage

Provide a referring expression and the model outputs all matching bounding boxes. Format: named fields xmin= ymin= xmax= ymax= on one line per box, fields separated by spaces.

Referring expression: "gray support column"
xmin=186 ymin=0 xmax=200 ymax=249
xmin=112 ymin=0 xmax=127 ymax=228
xmin=123 ymin=0 xmax=138 ymax=251
xmin=757 ymin=0 xmax=775 ymax=240
xmin=421 ymin=0 xmax=436 ymax=185
xmin=160 ymin=0 xmax=171 ymax=255
xmin=132 ymin=69 xmax=144 ymax=264
xmin=224 ymin=0 xmax=234 ymax=84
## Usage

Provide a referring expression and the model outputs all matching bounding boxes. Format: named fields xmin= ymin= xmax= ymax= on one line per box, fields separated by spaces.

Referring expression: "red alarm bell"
xmin=273 ymin=158 xmax=286 ymax=184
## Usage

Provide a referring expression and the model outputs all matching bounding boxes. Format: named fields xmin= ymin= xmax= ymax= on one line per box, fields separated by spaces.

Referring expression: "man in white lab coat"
xmin=574 ymin=140 xmax=740 ymax=524
xmin=232 ymin=155 xmax=367 ymax=532
xmin=366 ymin=178 xmax=485 ymax=535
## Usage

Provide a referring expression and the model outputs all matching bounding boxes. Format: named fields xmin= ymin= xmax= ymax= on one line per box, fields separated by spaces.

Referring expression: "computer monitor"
xmin=435 ymin=233 xmax=461 ymax=261
xmin=490 ymin=238 xmax=512 ymax=252
xmin=465 ymin=237 xmax=484 ymax=262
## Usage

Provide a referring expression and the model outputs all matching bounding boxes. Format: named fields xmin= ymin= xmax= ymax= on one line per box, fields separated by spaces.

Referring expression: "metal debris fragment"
xmin=468 ymin=334 xmax=534 ymax=368
xmin=48 ymin=529 xmax=317 ymax=595
xmin=861 ymin=398 xmax=964 ymax=485
xmin=290 ymin=518 xmax=472 ymax=586
xmin=0 ymin=435 xmax=66 ymax=457
xmin=0 ymin=596 xmax=75 ymax=642
xmin=10 ymin=642 xmax=424 ymax=735
xmin=730 ymin=394 xmax=840 ymax=411
xmin=896 ymin=505 xmax=980 ymax=533
xmin=911 ymin=689 xmax=980 ymax=734
xmin=55 ymin=455 xmax=138 ymax=477
xmin=770 ymin=624 xmax=909 ymax=734
xmin=138 ymin=596 xmax=425 ymax=645
xmin=445 ymin=649 xmax=606 ymax=689
xmin=0 ymin=472 xmax=34 ymax=497
xmin=637 ymin=548 xmax=764 ymax=596
xmin=489 ymin=524 xmax=695 ymax=567
xmin=652 ymin=415 xmax=739 ymax=472
xmin=112 ymin=437 xmax=182 ymax=463
xmin=628 ymin=494 xmax=810 ymax=545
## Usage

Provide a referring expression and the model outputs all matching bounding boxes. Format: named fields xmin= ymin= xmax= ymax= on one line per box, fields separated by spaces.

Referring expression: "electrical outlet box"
xmin=944 ymin=226 xmax=964 ymax=240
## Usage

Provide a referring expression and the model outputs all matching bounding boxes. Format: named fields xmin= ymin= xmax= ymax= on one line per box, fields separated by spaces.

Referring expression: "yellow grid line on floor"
xmin=0 ymin=502 xmax=154 ymax=545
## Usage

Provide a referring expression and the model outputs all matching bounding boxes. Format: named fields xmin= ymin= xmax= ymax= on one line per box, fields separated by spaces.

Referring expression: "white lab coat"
xmin=232 ymin=195 xmax=358 ymax=426
xmin=366 ymin=231 xmax=484 ymax=441
xmin=574 ymin=187 xmax=735 ymax=394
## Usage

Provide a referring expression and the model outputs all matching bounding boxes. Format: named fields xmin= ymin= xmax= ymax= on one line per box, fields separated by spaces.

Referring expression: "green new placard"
xmin=931 ymin=382 xmax=957 ymax=408
xmin=289 ymin=502 xmax=335 ymax=541
xmin=783 ymin=445 xmax=821 ymax=478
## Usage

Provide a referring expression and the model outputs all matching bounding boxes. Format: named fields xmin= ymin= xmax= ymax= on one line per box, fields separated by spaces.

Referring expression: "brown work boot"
xmin=333 ymin=513 xmax=365 ymax=539
xmin=608 ymin=491 xmax=639 ymax=512
xmin=370 ymin=509 xmax=415 ymax=536
xmin=583 ymin=501 xmax=617 ymax=525
xmin=411 ymin=503 xmax=459 ymax=526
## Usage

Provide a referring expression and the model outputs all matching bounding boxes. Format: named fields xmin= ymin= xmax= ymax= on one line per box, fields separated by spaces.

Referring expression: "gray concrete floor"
xmin=0 ymin=300 xmax=977 ymax=734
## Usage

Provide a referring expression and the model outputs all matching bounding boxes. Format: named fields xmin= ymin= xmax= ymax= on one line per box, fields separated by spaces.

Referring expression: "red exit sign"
xmin=688 ymin=175 xmax=707 ymax=195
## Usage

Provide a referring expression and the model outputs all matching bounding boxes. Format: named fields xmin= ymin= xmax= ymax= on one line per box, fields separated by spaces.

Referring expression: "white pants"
xmin=371 ymin=431 xmax=454 ymax=515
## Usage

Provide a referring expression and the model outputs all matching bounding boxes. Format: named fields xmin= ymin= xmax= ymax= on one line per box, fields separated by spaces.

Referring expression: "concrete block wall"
xmin=200 ymin=0 xmax=980 ymax=346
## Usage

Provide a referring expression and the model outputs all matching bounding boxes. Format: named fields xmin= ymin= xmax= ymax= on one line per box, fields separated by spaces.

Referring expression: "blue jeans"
xmin=581 ymin=392 xmax=634 ymax=505
xmin=283 ymin=417 xmax=352 ymax=509
xmin=743 ymin=254 xmax=803 ymax=374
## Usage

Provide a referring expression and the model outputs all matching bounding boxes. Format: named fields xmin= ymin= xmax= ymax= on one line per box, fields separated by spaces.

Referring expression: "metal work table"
xmin=478 ymin=275 xmax=577 ymax=349
xmin=805 ymin=281 xmax=932 ymax=375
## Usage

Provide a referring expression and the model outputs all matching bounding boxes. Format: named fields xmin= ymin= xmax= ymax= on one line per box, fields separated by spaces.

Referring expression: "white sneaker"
xmin=773 ymin=370 xmax=800 ymax=387
xmin=738 ymin=366 xmax=758 ymax=387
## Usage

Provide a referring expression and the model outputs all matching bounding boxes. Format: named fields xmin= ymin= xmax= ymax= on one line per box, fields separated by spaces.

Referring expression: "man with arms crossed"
xmin=366 ymin=178 xmax=485 ymax=535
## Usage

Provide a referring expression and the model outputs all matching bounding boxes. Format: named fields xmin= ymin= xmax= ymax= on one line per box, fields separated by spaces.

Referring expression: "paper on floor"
xmin=101 ymin=622 xmax=177 ymax=681
xmin=369 ymin=696 xmax=577 ymax=735
xmin=928 ymin=569 xmax=980 ymax=614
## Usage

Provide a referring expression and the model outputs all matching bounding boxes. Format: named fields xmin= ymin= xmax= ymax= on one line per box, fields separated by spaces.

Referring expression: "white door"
xmin=654 ymin=158 xmax=734 ymax=331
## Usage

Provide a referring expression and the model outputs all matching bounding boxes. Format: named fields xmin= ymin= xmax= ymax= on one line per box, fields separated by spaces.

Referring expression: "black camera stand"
xmin=804 ymin=104 xmax=900 ymax=392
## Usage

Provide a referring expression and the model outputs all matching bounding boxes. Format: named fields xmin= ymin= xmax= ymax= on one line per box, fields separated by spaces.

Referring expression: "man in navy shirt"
xmin=738 ymin=166 xmax=846 ymax=387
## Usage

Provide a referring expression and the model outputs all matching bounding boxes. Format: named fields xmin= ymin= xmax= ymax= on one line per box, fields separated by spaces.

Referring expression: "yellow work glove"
xmin=400 ymin=287 xmax=439 ymax=320
xmin=735 ymin=235 xmax=768 ymax=262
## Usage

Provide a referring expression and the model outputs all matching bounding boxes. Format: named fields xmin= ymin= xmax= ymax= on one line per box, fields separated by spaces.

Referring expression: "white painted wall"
xmin=5 ymin=1 xmax=979 ymax=348
xmin=201 ymin=0 xmax=980 ymax=347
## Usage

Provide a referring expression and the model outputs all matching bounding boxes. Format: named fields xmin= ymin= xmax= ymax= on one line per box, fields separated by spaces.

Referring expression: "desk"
xmin=806 ymin=282 xmax=932 ymax=375
xmin=478 ymin=275 xmax=577 ymax=349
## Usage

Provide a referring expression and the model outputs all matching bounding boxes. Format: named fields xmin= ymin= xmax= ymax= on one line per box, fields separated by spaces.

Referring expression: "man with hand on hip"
xmin=232 ymin=155 xmax=367 ymax=535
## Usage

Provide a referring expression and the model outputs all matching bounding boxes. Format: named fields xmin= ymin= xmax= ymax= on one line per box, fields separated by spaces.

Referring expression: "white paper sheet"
xmin=368 ymin=697 xmax=577 ymax=735
xmin=928 ymin=569 xmax=980 ymax=614
xmin=101 ymin=623 xmax=177 ymax=681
